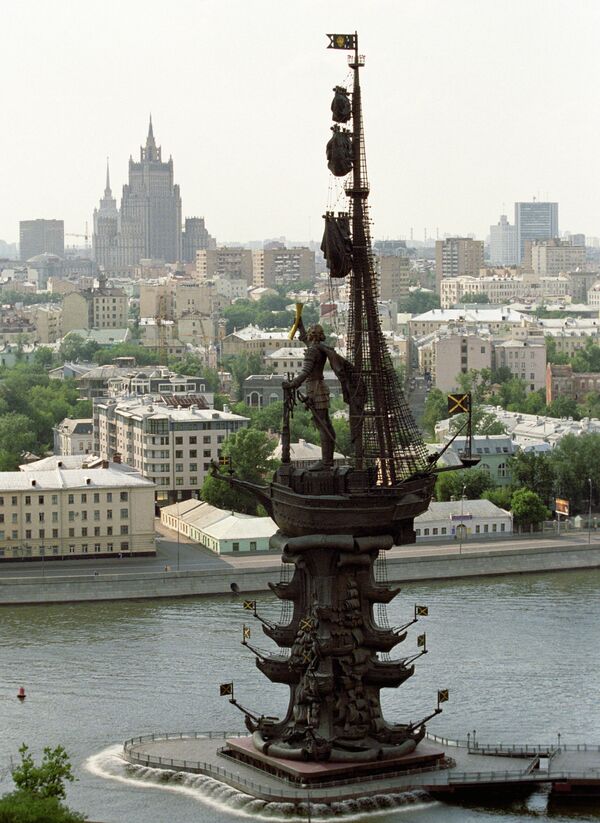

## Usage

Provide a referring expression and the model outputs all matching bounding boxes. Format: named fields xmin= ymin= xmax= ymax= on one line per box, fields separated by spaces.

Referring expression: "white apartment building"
xmin=94 ymin=397 xmax=250 ymax=502
xmin=0 ymin=465 xmax=155 ymax=561
xmin=265 ymin=347 xmax=306 ymax=375
xmin=53 ymin=418 xmax=93 ymax=455
xmin=409 ymin=308 xmax=526 ymax=339
xmin=440 ymin=273 xmax=570 ymax=309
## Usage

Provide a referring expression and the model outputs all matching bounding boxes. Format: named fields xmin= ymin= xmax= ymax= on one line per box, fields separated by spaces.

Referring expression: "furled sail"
xmin=326 ymin=126 xmax=353 ymax=176
xmin=331 ymin=86 xmax=351 ymax=123
xmin=321 ymin=212 xmax=353 ymax=278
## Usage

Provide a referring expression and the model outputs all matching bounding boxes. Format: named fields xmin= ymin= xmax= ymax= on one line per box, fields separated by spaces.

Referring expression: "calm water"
xmin=2 ymin=569 xmax=600 ymax=822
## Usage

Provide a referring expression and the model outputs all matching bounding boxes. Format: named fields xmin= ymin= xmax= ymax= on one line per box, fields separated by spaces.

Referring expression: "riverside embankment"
xmin=1 ymin=534 xmax=600 ymax=604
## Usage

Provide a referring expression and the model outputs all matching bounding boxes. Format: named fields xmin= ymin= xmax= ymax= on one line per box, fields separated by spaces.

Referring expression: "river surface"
xmin=2 ymin=568 xmax=600 ymax=822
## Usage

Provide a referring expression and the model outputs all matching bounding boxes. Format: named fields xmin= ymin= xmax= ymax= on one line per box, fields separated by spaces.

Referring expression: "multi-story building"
xmin=546 ymin=363 xmax=600 ymax=404
xmin=435 ymin=237 xmax=484 ymax=292
xmin=62 ymin=275 xmax=128 ymax=333
xmin=537 ymin=317 xmax=600 ymax=355
xmin=587 ymin=282 xmax=600 ymax=308
xmin=493 ymin=337 xmax=547 ymax=392
xmin=0 ymin=463 xmax=155 ymax=561
xmin=416 ymin=330 xmax=492 ymax=391
xmin=529 ymin=238 xmax=585 ymax=275
xmin=378 ymin=255 xmax=410 ymax=303
xmin=53 ymin=418 xmax=94 ymax=455
xmin=440 ymin=272 xmax=570 ymax=309
xmin=93 ymin=120 xmax=184 ymax=272
xmin=181 ymin=217 xmax=216 ymax=263
xmin=243 ymin=373 xmax=343 ymax=407
xmin=264 ymin=347 xmax=307 ymax=376
xmin=515 ymin=201 xmax=559 ymax=262
xmin=440 ymin=434 xmax=516 ymax=486
xmin=409 ymin=307 xmax=527 ymax=339
xmin=22 ymin=304 xmax=63 ymax=343
xmin=257 ymin=247 xmax=316 ymax=288
xmin=19 ymin=219 xmax=64 ymax=261
xmin=222 ymin=325 xmax=304 ymax=362
xmin=94 ymin=397 xmax=249 ymax=502
xmin=489 ymin=215 xmax=518 ymax=266
xmin=196 ymin=248 xmax=253 ymax=284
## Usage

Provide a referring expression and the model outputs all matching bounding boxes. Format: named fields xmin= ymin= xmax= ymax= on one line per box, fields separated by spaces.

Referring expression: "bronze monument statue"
xmin=283 ymin=319 xmax=335 ymax=470
xmin=213 ymin=32 xmax=475 ymax=773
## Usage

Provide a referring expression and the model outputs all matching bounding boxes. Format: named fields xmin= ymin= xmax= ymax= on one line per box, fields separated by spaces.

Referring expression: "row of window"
xmin=416 ymin=523 xmax=507 ymax=536
xmin=0 ymin=491 xmax=130 ymax=507
xmin=0 ymin=544 xmax=127 ymax=557
xmin=0 ymin=525 xmax=129 ymax=540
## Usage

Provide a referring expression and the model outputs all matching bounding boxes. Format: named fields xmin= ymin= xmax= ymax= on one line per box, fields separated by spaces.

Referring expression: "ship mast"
xmin=344 ymin=33 xmax=428 ymax=484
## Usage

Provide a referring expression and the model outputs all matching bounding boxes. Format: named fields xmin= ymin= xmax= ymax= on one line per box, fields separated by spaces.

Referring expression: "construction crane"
xmin=65 ymin=222 xmax=90 ymax=251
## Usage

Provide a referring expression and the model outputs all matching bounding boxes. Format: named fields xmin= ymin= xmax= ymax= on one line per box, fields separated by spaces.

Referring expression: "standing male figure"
xmin=283 ymin=321 xmax=336 ymax=470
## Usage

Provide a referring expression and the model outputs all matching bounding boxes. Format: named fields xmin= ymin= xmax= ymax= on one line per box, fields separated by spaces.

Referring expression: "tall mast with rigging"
xmin=344 ymin=33 xmax=428 ymax=484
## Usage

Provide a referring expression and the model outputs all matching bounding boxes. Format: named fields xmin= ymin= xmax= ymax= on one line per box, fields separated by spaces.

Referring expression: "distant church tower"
xmin=92 ymin=117 xmax=183 ymax=272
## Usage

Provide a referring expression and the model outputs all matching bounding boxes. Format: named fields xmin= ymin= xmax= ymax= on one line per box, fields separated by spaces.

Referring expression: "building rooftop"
xmin=415 ymin=500 xmax=510 ymax=523
xmin=227 ymin=325 xmax=292 ymax=341
xmin=19 ymin=455 xmax=138 ymax=473
xmin=0 ymin=467 xmax=154 ymax=491
xmin=54 ymin=418 xmax=93 ymax=436
xmin=96 ymin=397 xmax=249 ymax=423
xmin=412 ymin=307 xmax=527 ymax=323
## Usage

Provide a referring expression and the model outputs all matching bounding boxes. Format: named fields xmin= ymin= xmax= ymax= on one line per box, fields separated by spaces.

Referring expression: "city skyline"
xmin=2 ymin=0 xmax=600 ymax=246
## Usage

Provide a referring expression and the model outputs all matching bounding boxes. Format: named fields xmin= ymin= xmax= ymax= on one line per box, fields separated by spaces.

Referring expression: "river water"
xmin=2 ymin=568 xmax=600 ymax=822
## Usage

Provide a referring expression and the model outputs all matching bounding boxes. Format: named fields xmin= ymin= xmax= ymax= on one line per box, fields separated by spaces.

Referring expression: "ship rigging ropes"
xmin=323 ymin=67 xmax=429 ymax=482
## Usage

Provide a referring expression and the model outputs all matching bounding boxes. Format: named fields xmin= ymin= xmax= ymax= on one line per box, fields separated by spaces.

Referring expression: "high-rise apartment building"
xmin=378 ymin=255 xmax=410 ymax=303
xmin=435 ymin=237 xmax=484 ymax=292
xmin=181 ymin=218 xmax=216 ymax=263
xmin=489 ymin=215 xmax=518 ymax=266
xmin=529 ymin=238 xmax=586 ymax=275
xmin=19 ymin=219 xmax=64 ymax=261
xmin=93 ymin=118 xmax=185 ymax=272
xmin=196 ymin=248 xmax=254 ymax=284
xmin=515 ymin=201 xmax=558 ymax=262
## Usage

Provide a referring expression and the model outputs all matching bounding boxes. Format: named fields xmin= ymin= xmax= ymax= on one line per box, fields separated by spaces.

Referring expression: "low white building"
xmin=161 ymin=500 xmax=277 ymax=554
xmin=414 ymin=500 xmax=512 ymax=541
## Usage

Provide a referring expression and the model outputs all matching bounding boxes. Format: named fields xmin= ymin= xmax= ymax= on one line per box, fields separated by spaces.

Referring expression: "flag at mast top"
xmin=326 ymin=33 xmax=357 ymax=50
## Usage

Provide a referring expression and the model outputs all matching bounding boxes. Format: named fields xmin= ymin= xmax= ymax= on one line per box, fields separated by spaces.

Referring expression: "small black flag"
xmin=243 ymin=600 xmax=256 ymax=611
xmin=438 ymin=688 xmax=449 ymax=704
xmin=417 ymin=633 xmax=427 ymax=649
xmin=219 ymin=682 xmax=233 ymax=697
xmin=447 ymin=393 xmax=470 ymax=416
xmin=327 ymin=33 xmax=356 ymax=50
xmin=416 ymin=605 xmax=429 ymax=617
xmin=243 ymin=625 xmax=251 ymax=641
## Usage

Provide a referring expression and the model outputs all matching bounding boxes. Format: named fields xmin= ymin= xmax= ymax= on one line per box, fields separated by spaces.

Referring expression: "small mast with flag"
xmin=219 ymin=682 xmax=234 ymax=698
xmin=326 ymin=33 xmax=357 ymax=50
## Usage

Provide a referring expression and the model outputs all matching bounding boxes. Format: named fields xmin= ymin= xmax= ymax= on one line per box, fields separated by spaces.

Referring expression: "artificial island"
xmin=123 ymin=34 xmax=600 ymax=807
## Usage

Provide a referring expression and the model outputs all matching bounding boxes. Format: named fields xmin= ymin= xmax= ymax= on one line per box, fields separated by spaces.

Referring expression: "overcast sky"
xmin=2 ymin=0 xmax=600 ymax=247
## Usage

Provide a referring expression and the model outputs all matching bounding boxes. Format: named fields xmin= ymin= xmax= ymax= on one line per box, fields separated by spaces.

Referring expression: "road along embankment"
xmin=1 ymin=539 xmax=600 ymax=605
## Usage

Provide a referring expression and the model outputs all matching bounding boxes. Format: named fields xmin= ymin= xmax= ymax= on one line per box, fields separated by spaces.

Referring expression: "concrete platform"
xmin=123 ymin=730 xmax=585 ymax=803
xmin=224 ymin=735 xmax=445 ymax=783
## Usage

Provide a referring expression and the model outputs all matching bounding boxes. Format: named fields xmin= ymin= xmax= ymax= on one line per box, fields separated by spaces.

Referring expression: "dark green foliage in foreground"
xmin=0 ymin=792 xmax=85 ymax=823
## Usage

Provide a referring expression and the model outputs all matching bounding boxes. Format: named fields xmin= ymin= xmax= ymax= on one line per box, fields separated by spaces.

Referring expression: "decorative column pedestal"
xmin=224 ymin=531 xmax=441 ymax=775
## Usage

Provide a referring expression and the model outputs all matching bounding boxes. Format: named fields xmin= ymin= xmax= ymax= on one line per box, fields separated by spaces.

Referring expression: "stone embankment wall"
xmin=1 ymin=541 xmax=600 ymax=605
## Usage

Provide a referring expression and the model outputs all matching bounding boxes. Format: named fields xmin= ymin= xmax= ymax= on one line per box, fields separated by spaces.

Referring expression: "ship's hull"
xmin=268 ymin=473 xmax=436 ymax=542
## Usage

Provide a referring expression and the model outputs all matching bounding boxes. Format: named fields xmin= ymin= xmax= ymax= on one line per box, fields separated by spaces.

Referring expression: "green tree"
xmin=511 ymin=488 xmax=549 ymax=530
xmin=549 ymin=433 xmax=600 ymax=513
xmin=332 ymin=417 xmax=352 ymax=457
xmin=398 ymin=290 xmax=440 ymax=314
xmin=483 ymin=486 xmax=513 ymax=510
xmin=422 ymin=388 xmax=448 ymax=436
xmin=456 ymin=292 xmax=490 ymax=304
xmin=58 ymin=335 xmax=99 ymax=364
xmin=200 ymin=428 xmax=277 ymax=515
xmin=545 ymin=336 xmax=569 ymax=365
xmin=223 ymin=353 xmax=264 ymax=399
xmin=509 ymin=450 xmax=555 ymax=507
xmin=12 ymin=744 xmax=76 ymax=800
xmin=0 ymin=791 xmax=85 ymax=822
xmin=0 ymin=414 xmax=36 ymax=469
xmin=33 ymin=347 xmax=55 ymax=369
xmin=435 ymin=467 xmax=496 ymax=502
xmin=546 ymin=396 xmax=580 ymax=420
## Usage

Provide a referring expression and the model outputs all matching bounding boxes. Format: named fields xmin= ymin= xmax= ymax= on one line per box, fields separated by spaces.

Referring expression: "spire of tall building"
xmin=104 ymin=158 xmax=112 ymax=197
xmin=144 ymin=114 xmax=157 ymax=160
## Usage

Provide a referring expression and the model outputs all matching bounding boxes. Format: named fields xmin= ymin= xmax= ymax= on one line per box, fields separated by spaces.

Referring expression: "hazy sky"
xmin=3 ymin=0 xmax=600 ymax=246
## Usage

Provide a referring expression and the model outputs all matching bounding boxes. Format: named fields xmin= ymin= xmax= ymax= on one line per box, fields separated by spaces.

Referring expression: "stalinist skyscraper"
xmin=93 ymin=117 xmax=183 ymax=272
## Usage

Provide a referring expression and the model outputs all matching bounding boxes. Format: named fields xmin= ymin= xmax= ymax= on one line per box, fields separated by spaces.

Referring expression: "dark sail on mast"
xmin=335 ymin=44 xmax=429 ymax=483
xmin=320 ymin=211 xmax=353 ymax=278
